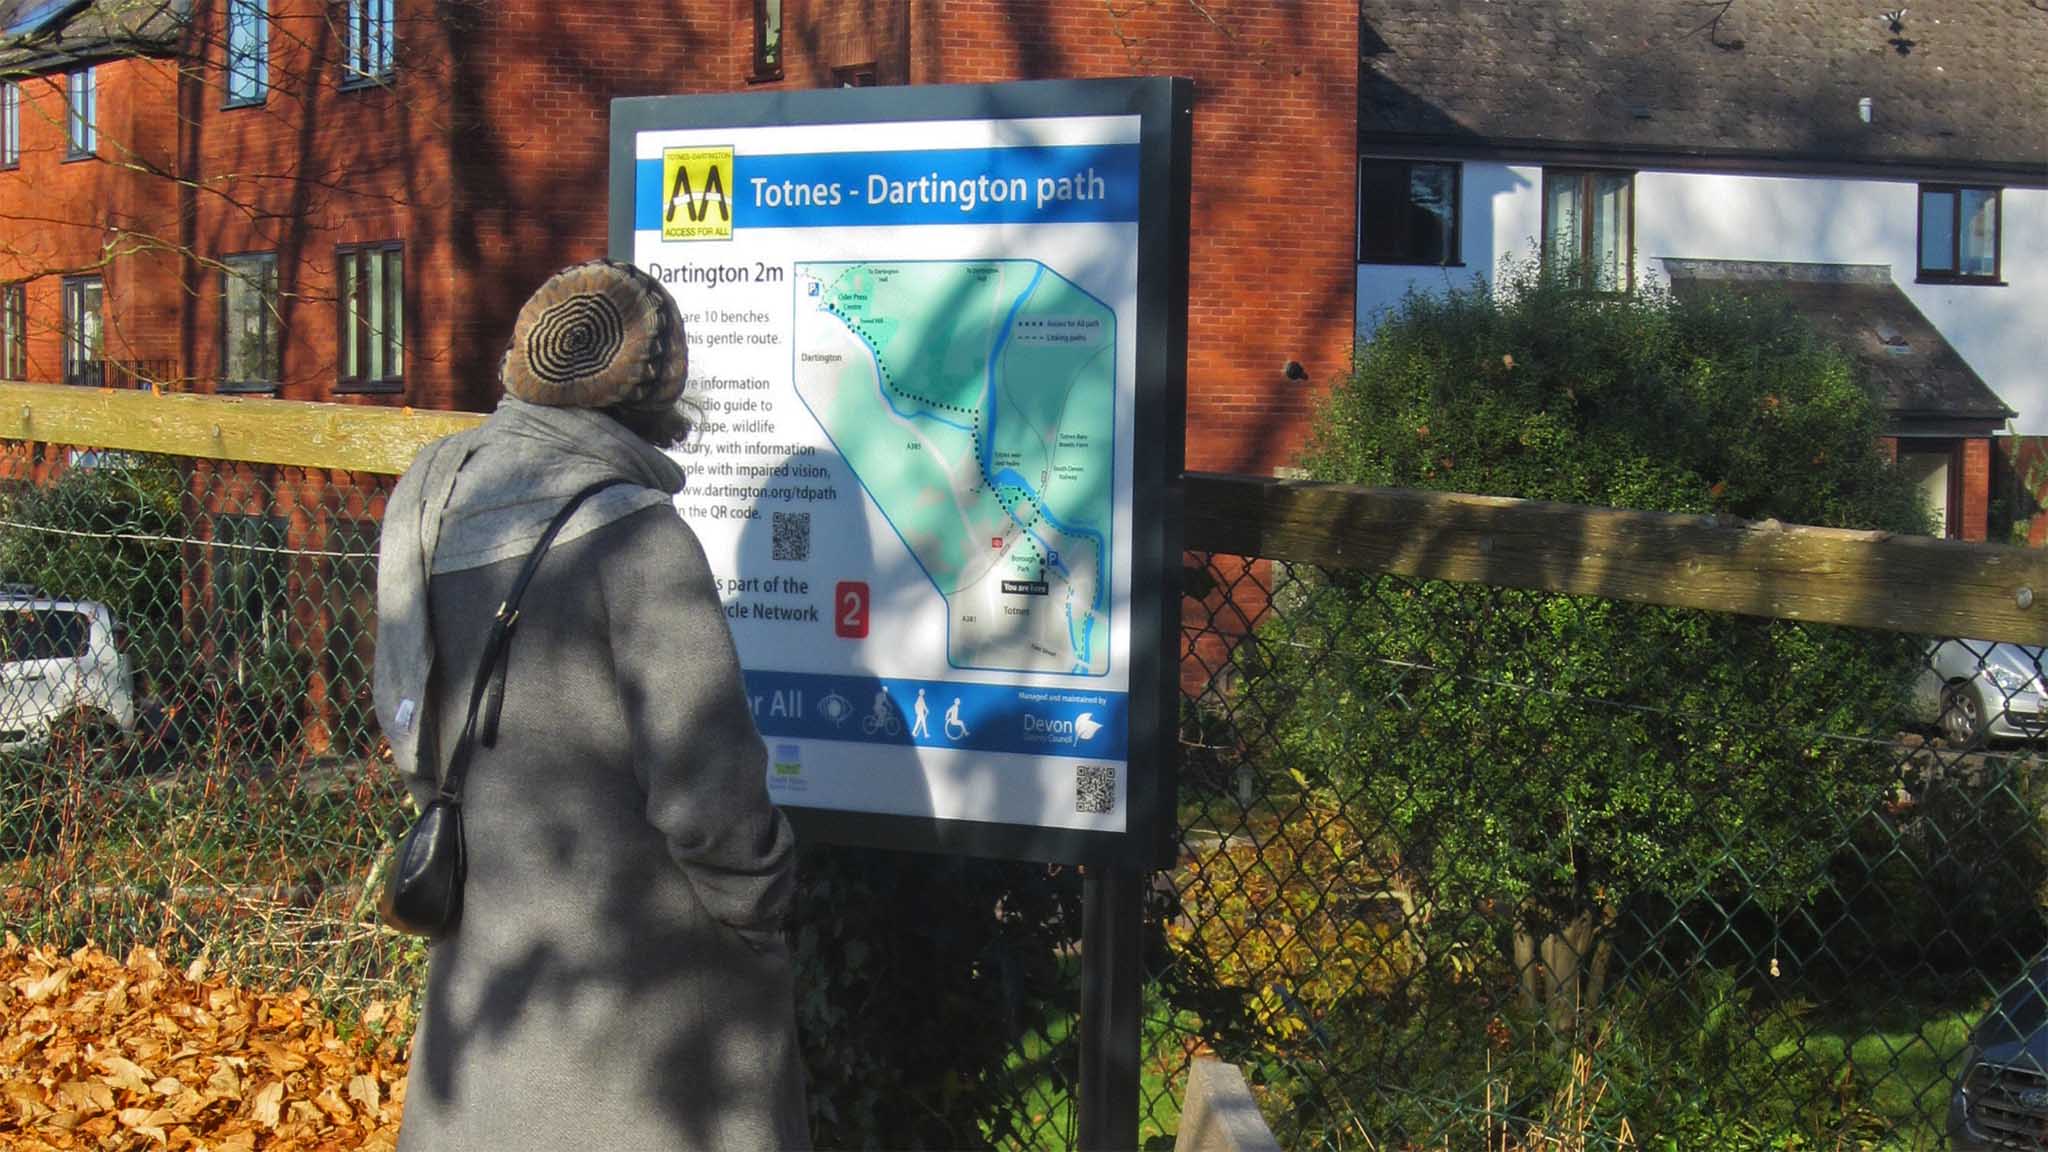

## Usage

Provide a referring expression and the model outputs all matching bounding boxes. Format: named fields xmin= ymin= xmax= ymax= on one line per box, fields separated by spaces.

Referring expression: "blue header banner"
xmin=743 ymin=669 xmax=1129 ymax=761
xmin=635 ymin=143 xmax=1139 ymax=231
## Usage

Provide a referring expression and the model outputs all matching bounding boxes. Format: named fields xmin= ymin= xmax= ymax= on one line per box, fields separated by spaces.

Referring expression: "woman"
xmin=374 ymin=260 xmax=809 ymax=1150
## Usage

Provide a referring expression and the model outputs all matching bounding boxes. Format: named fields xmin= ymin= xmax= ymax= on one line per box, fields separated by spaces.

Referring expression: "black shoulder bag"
xmin=378 ymin=478 xmax=630 ymax=938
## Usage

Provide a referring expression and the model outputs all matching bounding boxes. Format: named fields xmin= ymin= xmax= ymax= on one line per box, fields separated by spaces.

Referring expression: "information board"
xmin=609 ymin=79 xmax=1188 ymax=865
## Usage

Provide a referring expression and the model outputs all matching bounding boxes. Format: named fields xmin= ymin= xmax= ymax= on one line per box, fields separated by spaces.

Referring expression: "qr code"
xmin=772 ymin=511 xmax=810 ymax=562
xmin=1076 ymin=765 xmax=1116 ymax=814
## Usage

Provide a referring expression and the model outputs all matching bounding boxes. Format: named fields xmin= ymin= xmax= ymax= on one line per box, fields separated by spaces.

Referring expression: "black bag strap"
xmin=437 ymin=478 xmax=631 ymax=801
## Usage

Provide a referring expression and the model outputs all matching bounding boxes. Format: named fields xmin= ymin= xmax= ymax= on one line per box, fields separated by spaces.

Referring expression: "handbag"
xmin=377 ymin=478 xmax=630 ymax=938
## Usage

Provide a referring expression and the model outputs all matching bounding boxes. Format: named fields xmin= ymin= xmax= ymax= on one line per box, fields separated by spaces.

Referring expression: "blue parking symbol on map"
xmin=1047 ymin=551 xmax=1059 ymax=565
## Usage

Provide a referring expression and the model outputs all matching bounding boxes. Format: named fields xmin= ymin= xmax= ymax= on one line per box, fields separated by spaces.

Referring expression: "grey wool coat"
xmin=379 ymin=410 xmax=809 ymax=1151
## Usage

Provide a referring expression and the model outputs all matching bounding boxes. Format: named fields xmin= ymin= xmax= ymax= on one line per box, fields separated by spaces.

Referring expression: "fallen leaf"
xmin=98 ymin=1054 xmax=155 ymax=1094
xmin=348 ymin=1074 xmax=381 ymax=1119
xmin=250 ymin=1081 xmax=283 ymax=1130
xmin=13 ymin=966 xmax=70 ymax=1002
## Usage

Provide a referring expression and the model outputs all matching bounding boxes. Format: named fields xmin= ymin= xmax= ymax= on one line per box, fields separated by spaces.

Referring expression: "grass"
xmin=992 ymin=976 xmax=1204 ymax=1150
xmin=1769 ymin=995 xmax=1983 ymax=1149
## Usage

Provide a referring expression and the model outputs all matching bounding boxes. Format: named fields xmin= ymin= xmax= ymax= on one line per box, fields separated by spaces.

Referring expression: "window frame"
xmin=212 ymin=512 xmax=288 ymax=660
xmin=224 ymin=0 xmax=270 ymax=107
xmin=219 ymin=251 xmax=280 ymax=393
xmin=1 ymin=283 xmax=23 ymax=380
xmin=60 ymin=275 xmax=103 ymax=388
xmin=751 ymin=0 xmax=783 ymax=81
xmin=64 ymin=67 xmax=95 ymax=160
xmin=1541 ymin=167 xmax=1636 ymax=293
xmin=1916 ymin=184 xmax=2004 ymax=286
xmin=1 ymin=81 xmax=18 ymax=169
xmin=341 ymin=0 xmax=395 ymax=89
xmin=1356 ymin=158 xmax=1463 ymax=267
xmin=335 ymin=241 xmax=405 ymax=394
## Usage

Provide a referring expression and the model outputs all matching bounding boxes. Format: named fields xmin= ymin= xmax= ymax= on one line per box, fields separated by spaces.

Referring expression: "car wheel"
xmin=1942 ymin=680 xmax=1988 ymax=747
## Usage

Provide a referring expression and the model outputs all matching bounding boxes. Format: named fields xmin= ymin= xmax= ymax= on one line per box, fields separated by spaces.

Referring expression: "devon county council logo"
xmin=1073 ymin=713 xmax=1104 ymax=742
xmin=662 ymin=146 xmax=734 ymax=241
xmin=773 ymin=743 xmax=803 ymax=777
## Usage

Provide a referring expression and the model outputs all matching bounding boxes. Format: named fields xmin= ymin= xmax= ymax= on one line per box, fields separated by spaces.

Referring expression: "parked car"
xmin=0 ymin=587 xmax=137 ymax=752
xmin=1952 ymin=959 xmax=2048 ymax=1150
xmin=1916 ymin=639 xmax=2048 ymax=747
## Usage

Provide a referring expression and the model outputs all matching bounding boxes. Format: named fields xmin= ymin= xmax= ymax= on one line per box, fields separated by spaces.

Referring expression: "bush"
xmin=789 ymin=845 xmax=1083 ymax=1149
xmin=1187 ymin=261 xmax=1940 ymax=1146
xmin=1279 ymin=259 xmax=1927 ymax=955
xmin=0 ymin=456 xmax=188 ymax=665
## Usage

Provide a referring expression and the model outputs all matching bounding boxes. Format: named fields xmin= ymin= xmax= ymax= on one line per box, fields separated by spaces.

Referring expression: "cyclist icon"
xmin=943 ymin=697 xmax=969 ymax=741
xmin=861 ymin=688 xmax=902 ymax=737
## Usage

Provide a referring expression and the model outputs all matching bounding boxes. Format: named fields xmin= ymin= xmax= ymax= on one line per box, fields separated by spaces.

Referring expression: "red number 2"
xmin=835 ymin=581 xmax=869 ymax=638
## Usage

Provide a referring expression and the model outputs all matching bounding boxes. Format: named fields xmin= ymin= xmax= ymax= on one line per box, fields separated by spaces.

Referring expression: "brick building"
xmin=0 ymin=0 xmax=1360 ymax=476
xmin=0 ymin=0 xmax=1357 ymax=747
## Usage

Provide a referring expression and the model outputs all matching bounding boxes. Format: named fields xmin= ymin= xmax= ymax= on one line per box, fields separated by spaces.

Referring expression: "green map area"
xmin=792 ymin=260 xmax=1115 ymax=676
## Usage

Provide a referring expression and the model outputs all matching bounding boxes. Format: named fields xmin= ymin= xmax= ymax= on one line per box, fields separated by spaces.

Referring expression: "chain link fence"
xmin=2 ymin=436 xmax=2045 ymax=1150
xmin=1156 ymin=552 xmax=2048 ymax=1151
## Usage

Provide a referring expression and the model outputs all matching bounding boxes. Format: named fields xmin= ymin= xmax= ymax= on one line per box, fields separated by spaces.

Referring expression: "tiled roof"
xmin=0 ymin=0 xmax=186 ymax=70
xmin=1663 ymin=259 xmax=2014 ymax=428
xmin=1359 ymin=0 xmax=2048 ymax=177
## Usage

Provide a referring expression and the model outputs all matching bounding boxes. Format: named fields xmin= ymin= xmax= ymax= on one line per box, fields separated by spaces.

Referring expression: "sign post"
xmin=611 ymin=77 xmax=1190 ymax=1143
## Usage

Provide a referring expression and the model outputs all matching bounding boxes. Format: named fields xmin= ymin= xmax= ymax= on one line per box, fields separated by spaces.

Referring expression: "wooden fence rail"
xmin=2 ymin=381 xmax=2042 ymax=644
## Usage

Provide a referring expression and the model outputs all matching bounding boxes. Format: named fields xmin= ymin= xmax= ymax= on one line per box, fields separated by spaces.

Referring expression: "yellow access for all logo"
xmin=662 ymin=146 xmax=735 ymax=241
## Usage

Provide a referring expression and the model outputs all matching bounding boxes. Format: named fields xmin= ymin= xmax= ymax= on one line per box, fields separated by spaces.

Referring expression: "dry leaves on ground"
xmin=0 ymin=936 xmax=408 ymax=1150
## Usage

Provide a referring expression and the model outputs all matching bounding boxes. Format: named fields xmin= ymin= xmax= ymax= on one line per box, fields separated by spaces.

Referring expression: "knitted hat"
xmin=500 ymin=260 xmax=688 ymax=411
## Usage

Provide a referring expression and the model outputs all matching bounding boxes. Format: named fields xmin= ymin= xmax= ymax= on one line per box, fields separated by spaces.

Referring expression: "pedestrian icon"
xmin=911 ymin=688 xmax=932 ymax=739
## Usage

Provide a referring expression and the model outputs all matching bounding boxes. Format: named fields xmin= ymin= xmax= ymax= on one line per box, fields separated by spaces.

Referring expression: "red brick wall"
xmin=0 ymin=56 xmax=186 ymax=379
xmin=443 ymin=1 xmax=740 ymax=410
xmin=768 ymin=1 xmax=1361 ymax=474
xmin=180 ymin=0 xmax=460 ymax=409
xmin=4 ymin=1 xmax=1360 ymax=473
xmin=1962 ymin=436 xmax=1990 ymax=542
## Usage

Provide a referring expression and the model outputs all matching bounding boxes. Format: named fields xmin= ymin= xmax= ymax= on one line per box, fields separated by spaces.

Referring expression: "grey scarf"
xmin=373 ymin=398 xmax=685 ymax=782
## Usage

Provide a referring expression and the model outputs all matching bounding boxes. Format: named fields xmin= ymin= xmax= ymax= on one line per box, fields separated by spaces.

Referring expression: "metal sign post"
xmin=1078 ymin=861 xmax=1147 ymax=1150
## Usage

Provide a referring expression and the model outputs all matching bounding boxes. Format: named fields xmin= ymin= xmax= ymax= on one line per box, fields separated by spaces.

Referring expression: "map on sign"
xmin=792 ymin=260 xmax=1115 ymax=676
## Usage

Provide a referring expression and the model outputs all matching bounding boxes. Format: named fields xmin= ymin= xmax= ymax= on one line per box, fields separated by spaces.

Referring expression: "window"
xmin=1918 ymin=185 xmax=2001 ymax=283
xmin=338 ymin=243 xmax=402 ymax=391
xmin=65 ymin=68 xmax=95 ymax=158
xmin=1358 ymin=160 xmax=1460 ymax=266
xmin=1 ymin=284 xmax=22 ymax=380
xmin=832 ymin=63 xmax=877 ymax=88
xmin=226 ymin=0 xmax=269 ymax=105
xmin=221 ymin=253 xmax=279 ymax=391
xmin=1543 ymin=169 xmax=1634 ymax=291
xmin=344 ymin=0 xmax=394 ymax=85
xmin=0 ymin=609 xmax=88 ymax=661
xmin=213 ymin=514 xmax=287 ymax=658
xmin=61 ymin=276 xmax=103 ymax=387
xmin=1897 ymin=441 xmax=1961 ymax=537
xmin=2 ymin=82 xmax=17 ymax=168
xmin=752 ymin=0 xmax=783 ymax=80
